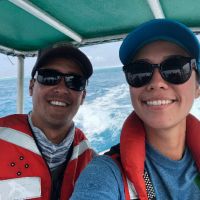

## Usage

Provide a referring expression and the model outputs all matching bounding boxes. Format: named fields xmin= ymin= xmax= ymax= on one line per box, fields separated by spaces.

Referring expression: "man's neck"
xmin=39 ymin=126 xmax=71 ymax=144
xmin=29 ymin=113 xmax=73 ymax=144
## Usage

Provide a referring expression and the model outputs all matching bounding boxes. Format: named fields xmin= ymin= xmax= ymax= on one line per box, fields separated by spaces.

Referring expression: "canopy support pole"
xmin=17 ymin=56 xmax=24 ymax=114
xmin=147 ymin=0 xmax=165 ymax=19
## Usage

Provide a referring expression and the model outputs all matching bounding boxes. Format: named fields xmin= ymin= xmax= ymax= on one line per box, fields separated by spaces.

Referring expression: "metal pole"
xmin=17 ymin=56 xmax=24 ymax=114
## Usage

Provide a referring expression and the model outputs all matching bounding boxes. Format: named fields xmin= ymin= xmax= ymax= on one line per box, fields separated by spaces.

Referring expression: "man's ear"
xmin=29 ymin=79 xmax=35 ymax=96
xmin=81 ymin=90 xmax=86 ymax=105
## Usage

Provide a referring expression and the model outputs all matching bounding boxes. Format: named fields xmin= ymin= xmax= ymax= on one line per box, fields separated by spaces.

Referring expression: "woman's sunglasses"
xmin=123 ymin=56 xmax=197 ymax=88
xmin=35 ymin=68 xmax=87 ymax=91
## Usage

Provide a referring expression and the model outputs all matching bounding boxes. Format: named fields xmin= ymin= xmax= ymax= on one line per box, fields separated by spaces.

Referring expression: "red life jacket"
xmin=0 ymin=114 xmax=94 ymax=200
xmin=109 ymin=112 xmax=200 ymax=200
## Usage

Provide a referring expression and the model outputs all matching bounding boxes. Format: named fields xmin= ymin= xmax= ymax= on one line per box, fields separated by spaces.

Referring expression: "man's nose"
xmin=54 ymin=77 xmax=69 ymax=92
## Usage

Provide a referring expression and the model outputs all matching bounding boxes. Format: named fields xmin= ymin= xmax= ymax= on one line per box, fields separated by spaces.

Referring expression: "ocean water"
xmin=0 ymin=67 xmax=200 ymax=152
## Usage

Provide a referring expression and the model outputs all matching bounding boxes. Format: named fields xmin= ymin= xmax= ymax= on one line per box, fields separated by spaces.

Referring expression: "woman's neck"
xmin=145 ymin=119 xmax=186 ymax=160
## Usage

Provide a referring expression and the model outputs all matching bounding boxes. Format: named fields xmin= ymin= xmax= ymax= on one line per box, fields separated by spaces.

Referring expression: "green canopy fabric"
xmin=0 ymin=0 xmax=200 ymax=56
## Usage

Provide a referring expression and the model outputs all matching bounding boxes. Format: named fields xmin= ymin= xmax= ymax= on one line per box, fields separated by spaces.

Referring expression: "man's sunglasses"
xmin=35 ymin=68 xmax=87 ymax=91
xmin=123 ymin=56 xmax=197 ymax=88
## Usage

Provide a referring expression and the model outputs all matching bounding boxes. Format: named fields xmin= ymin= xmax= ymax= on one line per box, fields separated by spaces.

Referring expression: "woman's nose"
xmin=146 ymin=69 xmax=169 ymax=90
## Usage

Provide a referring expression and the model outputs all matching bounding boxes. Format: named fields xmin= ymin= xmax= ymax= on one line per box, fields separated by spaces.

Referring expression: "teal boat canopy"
xmin=0 ymin=0 xmax=200 ymax=56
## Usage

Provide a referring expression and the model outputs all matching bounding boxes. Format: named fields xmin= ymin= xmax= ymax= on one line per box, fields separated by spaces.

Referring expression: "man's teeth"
xmin=50 ymin=101 xmax=67 ymax=107
xmin=146 ymin=100 xmax=173 ymax=106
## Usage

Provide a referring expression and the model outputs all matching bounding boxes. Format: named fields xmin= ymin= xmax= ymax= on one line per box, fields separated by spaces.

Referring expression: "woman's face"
xmin=129 ymin=40 xmax=199 ymax=131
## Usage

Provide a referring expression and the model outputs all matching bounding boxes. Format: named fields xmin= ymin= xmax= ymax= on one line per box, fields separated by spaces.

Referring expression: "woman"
xmin=70 ymin=19 xmax=200 ymax=200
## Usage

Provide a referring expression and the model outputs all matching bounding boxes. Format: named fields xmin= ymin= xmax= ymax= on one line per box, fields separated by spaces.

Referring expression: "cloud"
xmin=80 ymin=41 xmax=122 ymax=67
xmin=0 ymin=41 xmax=123 ymax=79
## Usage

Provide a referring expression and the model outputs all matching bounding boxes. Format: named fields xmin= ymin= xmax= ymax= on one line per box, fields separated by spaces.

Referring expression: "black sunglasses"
xmin=35 ymin=68 xmax=87 ymax=91
xmin=123 ymin=56 xmax=197 ymax=88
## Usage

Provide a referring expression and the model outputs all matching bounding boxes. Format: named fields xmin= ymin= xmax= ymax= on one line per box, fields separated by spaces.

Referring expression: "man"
xmin=0 ymin=44 xmax=94 ymax=199
xmin=70 ymin=19 xmax=200 ymax=200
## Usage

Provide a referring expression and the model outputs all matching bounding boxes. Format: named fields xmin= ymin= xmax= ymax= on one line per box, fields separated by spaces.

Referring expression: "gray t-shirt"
xmin=146 ymin=143 xmax=200 ymax=200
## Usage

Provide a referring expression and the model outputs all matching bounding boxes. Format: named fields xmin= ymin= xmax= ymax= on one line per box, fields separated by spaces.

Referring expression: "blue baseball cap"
xmin=119 ymin=19 xmax=200 ymax=73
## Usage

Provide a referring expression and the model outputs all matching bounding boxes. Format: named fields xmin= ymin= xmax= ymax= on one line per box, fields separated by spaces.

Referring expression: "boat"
xmin=0 ymin=0 xmax=200 ymax=113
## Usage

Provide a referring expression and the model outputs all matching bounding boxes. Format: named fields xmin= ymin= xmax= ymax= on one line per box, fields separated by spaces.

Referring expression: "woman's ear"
xmin=29 ymin=79 xmax=35 ymax=96
xmin=195 ymin=84 xmax=200 ymax=99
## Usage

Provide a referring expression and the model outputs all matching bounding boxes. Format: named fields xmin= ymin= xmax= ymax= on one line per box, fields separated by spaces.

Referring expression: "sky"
xmin=0 ymin=41 xmax=122 ymax=79
xmin=1 ymin=35 xmax=200 ymax=79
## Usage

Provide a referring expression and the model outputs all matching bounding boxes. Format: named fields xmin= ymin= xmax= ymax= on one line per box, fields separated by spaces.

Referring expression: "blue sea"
xmin=0 ymin=67 xmax=200 ymax=152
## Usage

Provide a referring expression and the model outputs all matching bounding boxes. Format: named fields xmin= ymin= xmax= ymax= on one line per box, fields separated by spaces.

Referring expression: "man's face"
xmin=129 ymin=41 xmax=200 ymax=131
xmin=29 ymin=57 xmax=86 ymax=130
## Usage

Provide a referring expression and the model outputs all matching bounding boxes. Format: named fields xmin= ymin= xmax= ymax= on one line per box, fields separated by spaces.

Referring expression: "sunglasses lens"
xmin=161 ymin=57 xmax=192 ymax=84
xmin=37 ymin=69 xmax=60 ymax=85
xmin=64 ymin=75 xmax=86 ymax=91
xmin=123 ymin=56 xmax=194 ymax=87
xmin=36 ymin=69 xmax=86 ymax=91
xmin=123 ymin=61 xmax=153 ymax=87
